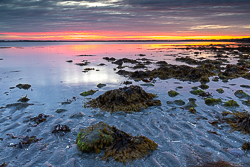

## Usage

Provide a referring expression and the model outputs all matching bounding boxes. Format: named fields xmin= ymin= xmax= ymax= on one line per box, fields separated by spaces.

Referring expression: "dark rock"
xmin=55 ymin=109 xmax=67 ymax=113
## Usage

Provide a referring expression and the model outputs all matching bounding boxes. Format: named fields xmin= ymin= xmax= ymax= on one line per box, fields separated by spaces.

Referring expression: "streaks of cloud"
xmin=0 ymin=0 xmax=249 ymax=39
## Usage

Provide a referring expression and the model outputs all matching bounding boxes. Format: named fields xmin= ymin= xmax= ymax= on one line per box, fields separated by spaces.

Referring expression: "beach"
xmin=0 ymin=41 xmax=250 ymax=167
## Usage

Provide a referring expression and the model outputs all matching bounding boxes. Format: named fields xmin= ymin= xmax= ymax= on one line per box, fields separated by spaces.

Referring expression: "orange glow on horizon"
xmin=0 ymin=31 xmax=249 ymax=41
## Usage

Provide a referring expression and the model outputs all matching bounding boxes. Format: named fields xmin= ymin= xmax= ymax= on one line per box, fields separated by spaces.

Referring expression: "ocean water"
xmin=0 ymin=42 xmax=249 ymax=167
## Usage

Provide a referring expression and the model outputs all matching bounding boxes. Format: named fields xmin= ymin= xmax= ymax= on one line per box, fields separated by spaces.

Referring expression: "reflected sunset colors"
xmin=0 ymin=41 xmax=234 ymax=86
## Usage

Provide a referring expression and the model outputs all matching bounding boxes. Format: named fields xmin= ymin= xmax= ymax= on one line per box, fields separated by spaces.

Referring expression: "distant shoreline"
xmin=0 ymin=38 xmax=250 ymax=43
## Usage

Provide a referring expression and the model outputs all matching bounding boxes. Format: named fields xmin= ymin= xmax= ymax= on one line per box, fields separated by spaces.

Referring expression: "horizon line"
xmin=1 ymin=38 xmax=250 ymax=43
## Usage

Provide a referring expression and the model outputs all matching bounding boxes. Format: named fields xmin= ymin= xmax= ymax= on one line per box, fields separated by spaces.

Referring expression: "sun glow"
xmin=0 ymin=31 xmax=249 ymax=41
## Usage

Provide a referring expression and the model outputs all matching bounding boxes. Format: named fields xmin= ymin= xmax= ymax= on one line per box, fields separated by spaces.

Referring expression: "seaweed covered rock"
xmin=85 ymin=85 xmax=160 ymax=113
xmin=76 ymin=122 xmax=158 ymax=163
xmin=205 ymin=98 xmax=222 ymax=106
xmin=199 ymin=84 xmax=209 ymax=90
xmin=234 ymin=90 xmax=249 ymax=99
xmin=97 ymin=83 xmax=106 ymax=88
xmin=224 ymin=100 xmax=239 ymax=107
xmin=190 ymin=89 xmax=205 ymax=95
xmin=223 ymin=111 xmax=250 ymax=134
xmin=80 ymin=90 xmax=97 ymax=96
xmin=216 ymin=88 xmax=224 ymax=93
xmin=174 ymin=99 xmax=185 ymax=106
xmin=76 ymin=122 xmax=114 ymax=153
xmin=117 ymin=64 xmax=215 ymax=82
xmin=168 ymin=90 xmax=179 ymax=97
xmin=219 ymin=64 xmax=248 ymax=79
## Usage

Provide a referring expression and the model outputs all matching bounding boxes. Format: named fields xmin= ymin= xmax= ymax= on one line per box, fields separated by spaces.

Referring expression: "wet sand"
xmin=0 ymin=42 xmax=250 ymax=167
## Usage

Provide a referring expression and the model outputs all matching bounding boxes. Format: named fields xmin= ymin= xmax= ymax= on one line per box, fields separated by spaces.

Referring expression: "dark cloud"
xmin=0 ymin=0 xmax=249 ymax=36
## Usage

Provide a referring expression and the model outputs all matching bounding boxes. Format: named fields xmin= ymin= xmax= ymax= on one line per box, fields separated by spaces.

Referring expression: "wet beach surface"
xmin=0 ymin=42 xmax=250 ymax=166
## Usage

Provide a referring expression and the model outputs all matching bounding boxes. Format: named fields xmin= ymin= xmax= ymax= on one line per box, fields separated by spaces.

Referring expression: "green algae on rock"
xmin=234 ymin=90 xmax=249 ymax=98
xmin=85 ymin=85 xmax=160 ymax=113
xmin=168 ymin=90 xmax=179 ymax=97
xmin=190 ymin=89 xmax=205 ymax=95
xmin=224 ymin=100 xmax=239 ymax=107
xmin=16 ymin=84 xmax=31 ymax=90
xmin=216 ymin=88 xmax=224 ymax=93
xmin=199 ymin=84 xmax=209 ymax=90
xmin=80 ymin=90 xmax=97 ymax=96
xmin=223 ymin=111 xmax=250 ymax=134
xmin=76 ymin=122 xmax=158 ymax=163
xmin=205 ymin=98 xmax=222 ymax=106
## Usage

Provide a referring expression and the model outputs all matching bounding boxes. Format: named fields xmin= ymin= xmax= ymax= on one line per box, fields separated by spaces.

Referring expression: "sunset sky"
xmin=0 ymin=0 xmax=250 ymax=40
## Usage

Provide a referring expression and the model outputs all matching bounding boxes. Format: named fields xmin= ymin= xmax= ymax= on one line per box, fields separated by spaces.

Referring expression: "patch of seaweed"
xmin=76 ymin=122 xmax=157 ymax=163
xmin=219 ymin=64 xmax=248 ymax=79
xmin=0 ymin=162 xmax=7 ymax=167
xmin=222 ymin=111 xmax=250 ymax=134
xmin=85 ymin=85 xmax=160 ymax=113
xmin=52 ymin=124 xmax=71 ymax=133
xmin=103 ymin=57 xmax=116 ymax=62
xmin=75 ymin=61 xmax=90 ymax=66
xmin=8 ymin=135 xmax=42 ymax=148
xmin=117 ymin=63 xmax=216 ymax=82
xmin=241 ymin=142 xmax=250 ymax=150
xmin=16 ymin=83 xmax=31 ymax=90
xmin=17 ymin=94 xmax=30 ymax=102
xmin=190 ymin=89 xmax=205 ymax=95
xmin=198 ymin=92 xmax=212 ymax=98
xmin=224 ymin=100 xmax=239 ymax=107
xmin=205 ymin=98 xmax=222 ymax=106
xmin=196 ymin=160 xmax=237 ymax=167
xmin=30 ymin=113 xmax=49 ymax=125
xmin=216 ymin=88 xmax=224 ymax=93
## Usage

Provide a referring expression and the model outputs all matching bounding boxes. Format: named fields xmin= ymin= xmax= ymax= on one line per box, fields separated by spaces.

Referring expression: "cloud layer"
xmin=0 ymin=0 xmax=250 ymax=38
